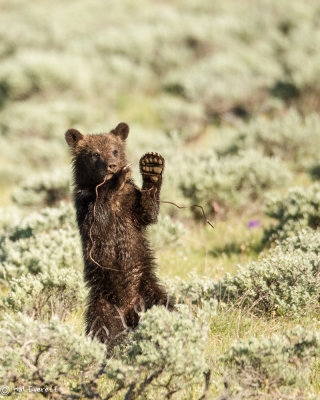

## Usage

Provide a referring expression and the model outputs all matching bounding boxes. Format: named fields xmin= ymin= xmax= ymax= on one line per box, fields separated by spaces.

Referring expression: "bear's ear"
xmin=111 ymin=122 xmax=129 ymax=141
xmin=65 ymin=129 xmax=84 ymax=149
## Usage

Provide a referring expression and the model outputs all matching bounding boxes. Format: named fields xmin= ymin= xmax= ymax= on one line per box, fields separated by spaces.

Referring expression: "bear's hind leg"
xmin=86 ymin=298 xmax=130 ymax=346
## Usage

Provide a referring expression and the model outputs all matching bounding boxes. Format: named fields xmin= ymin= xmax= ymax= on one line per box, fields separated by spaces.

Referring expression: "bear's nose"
xmin=107 ymin=164 xmax=116 ymax=172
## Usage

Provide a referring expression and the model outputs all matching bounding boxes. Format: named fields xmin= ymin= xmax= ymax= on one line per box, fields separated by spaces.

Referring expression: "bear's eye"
xmin=93 ymin=152 xmax=100 ymax=158
xmin=113 ymin=150 xmax=118 ymax=156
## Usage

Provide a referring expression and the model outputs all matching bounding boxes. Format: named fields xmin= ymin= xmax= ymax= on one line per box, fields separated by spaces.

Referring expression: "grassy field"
xmin=1 ymin=0 xmax=320 ymax=398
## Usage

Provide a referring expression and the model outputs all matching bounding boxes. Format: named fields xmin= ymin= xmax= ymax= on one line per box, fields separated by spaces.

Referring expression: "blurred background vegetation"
xmin=1 ymin=0 xmax=320 ymax=398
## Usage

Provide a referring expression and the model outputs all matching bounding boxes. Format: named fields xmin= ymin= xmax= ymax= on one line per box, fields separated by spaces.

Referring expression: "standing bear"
xmin=65 ymin=122 xmax=173 ymax=346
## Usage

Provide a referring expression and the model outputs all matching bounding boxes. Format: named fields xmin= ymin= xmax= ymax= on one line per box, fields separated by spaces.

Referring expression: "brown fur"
xmin=65 ymin=122 xmax=173 ymax=346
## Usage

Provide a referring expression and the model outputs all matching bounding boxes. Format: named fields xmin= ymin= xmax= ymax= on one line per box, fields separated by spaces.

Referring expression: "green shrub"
xmin=148 ymin=214 xmax=185 ymax=249
xmin=0 ymin=51 xmax=96 ymax=102
xmin=0 ymin=224 xmax=81 ymax=281
xmin=3 ymin=202 xmax=75 ymax=240
xmin=2 ymin=267 xmax=86 ymax=320
xmin=171 ymin=229 xmax=320 ymax=317
xmin=0 ymin=99 xmax=94 ymax=140
xmin=126 ymin=124 xmax=182 ymax=160
xmin=163 ymin=1 xmax=320 ymax=117
xmin=276 ymin=227 xmax=320 ymax=254
xmin=156 ymin=96 xmax=207 ymax=141
xmin=217 ymin=248 xmax=320 ymax=316
xmin=0 ymin=206 xmax=22 ymax=232
xmin=108 ymin=305 xmax=212 ymax=399
xmin=180 ymin=149 xmax=291 ymax=215
xmin=168 ymin=273 xmax=216 ymax=306
xmin=223 ymin=326 xmax=320 ymax=397
xmin=0 ymin=305 xmax=212 ymax=399
xmin=309 ymin=161 xmax=320 ymax=181
xmin=264 ymin=183 xmax=320 ymax=243
xmin=0 ymin=204 xmax=81 ymax=281
xmin=216 ymin=229 xmax=320 ymax=316
xmin=164 ymin=46 xmax=280 ymax=115
xmin=0 ymin=314 xmax=105 ymax=398
xmin=215 ymin=109 xmax=320 ymax=168
xmin=0 ymin=135 xmax=67 ymax=184
xmin=12 ymin=169 xmax=71 ymax=207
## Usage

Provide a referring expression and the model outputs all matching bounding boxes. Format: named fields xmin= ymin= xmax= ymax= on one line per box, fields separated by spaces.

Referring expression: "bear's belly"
xmin=85 ymin=214 xmax=149 ymax=271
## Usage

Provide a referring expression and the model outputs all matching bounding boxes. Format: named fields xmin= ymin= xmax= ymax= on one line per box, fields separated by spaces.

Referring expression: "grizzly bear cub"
xmin=65 ymin=122 xmax=173 ymax=346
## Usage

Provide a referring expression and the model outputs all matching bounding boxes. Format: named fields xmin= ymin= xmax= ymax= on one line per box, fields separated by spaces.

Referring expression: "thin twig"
xmin=158 ymin=199 xmax=214 ymax=230
xmin=89 ymin=175 xmax=119 ymax=271
xmin=140 ymin=185 xmax=214 ymax=229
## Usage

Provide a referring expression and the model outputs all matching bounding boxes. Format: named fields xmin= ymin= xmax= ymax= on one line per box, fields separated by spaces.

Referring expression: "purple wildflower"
xmin=247 ymin=220 xmax=260 ymax=229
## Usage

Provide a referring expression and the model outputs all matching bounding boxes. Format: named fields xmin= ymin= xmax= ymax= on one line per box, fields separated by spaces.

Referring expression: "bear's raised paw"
xmin=139 ymin=152 xmax=164 ymax=183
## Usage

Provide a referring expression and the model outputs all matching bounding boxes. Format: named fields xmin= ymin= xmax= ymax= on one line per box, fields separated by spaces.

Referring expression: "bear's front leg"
xmin=138 ymin=152 xmax=165 ymax=224
xmin=110 ymin=165 xmax=131 ymax=192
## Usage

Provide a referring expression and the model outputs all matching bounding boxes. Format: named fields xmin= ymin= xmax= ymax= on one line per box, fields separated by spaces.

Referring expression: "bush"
xmin=2 ymin=267 xmax=86 ymax=320
xmin=108 ymin=305 xmax=212 ymax=399
xmin=276 ymin=227 xmax=320 ymax=254
xmin=0 ymin=314 xmax=105 ymax=398
xmin=0 ymin=135 xmax=67 ymax=184
xmin=0 ymin=51 xmax=96 ymax=102
xmin=223 ymin=326 xmax=320 ymax=397
xmin=12 ymin=169 xmax=71 ymax=207
xmin=215 ymin=228 xmax=320 ymax=316
xmin=0 ymin=206 xmax=22 ymax=232
xmin=2 ymin=202 xmax=75 ymax=240
xmin=156 ymin=96 xmax=207 ymax=141
xmin=180 ymin=149 xmax=291 ymax=215
xmin=168 ymin=272 xmax=216 ymax=306
xmin=0 ymin=204 xmax=81 ymax=281
xmin=148 ymin=214 xmax=185 ymax=249
xmin=217 ymin=248 xmax=320 ymax=316
xmin=0 ymin=305 xmax=212 ymax=399
xmin=164 ymin=46 xmax=280 ymax=116
xmin=170 ymin=228 xmax=320 ymax=317
xmin=309 ymin=161 xmax=320 ymax=181
xmin=215 ymin=109 xmax=320 ymax=168
xmin=0 ymin=224 xmax=81 ymax=281
xmin=0 ymin=99 xmax=94 ymax=140
xmin=264 ymin=183 xmax=320 ymax=243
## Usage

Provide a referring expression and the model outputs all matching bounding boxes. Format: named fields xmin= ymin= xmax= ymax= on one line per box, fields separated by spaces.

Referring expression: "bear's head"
xmin=65 ymin=122 xmax=129 ymax=189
